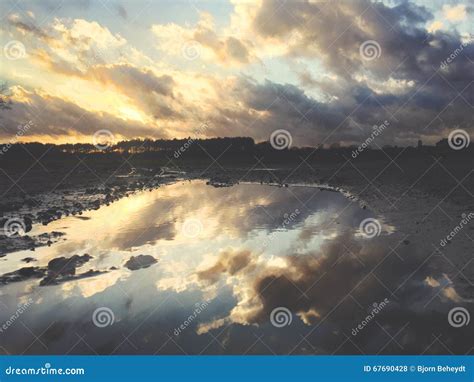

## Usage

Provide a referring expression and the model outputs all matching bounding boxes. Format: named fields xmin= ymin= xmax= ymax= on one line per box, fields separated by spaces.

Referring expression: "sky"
xmin=0 ymin=0 xmax=473 ymax=147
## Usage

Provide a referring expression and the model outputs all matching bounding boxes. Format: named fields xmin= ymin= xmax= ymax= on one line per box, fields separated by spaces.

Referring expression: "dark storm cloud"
xmin=188 ymin=225 xmax=472 ymax=353
xmin=215 ymin=77 xmax=389 ymax=145
xmin=246 ymin=234 xmax=414 ymax=323
xmin=245 ymin=0 xmax=474 ymax=145
xmin=226 ymin=232 xmax=473 ymax=353
xmin=203 ymin=45 xmax=471 ymax=146
xmin=253 ymin=0 xmax=435 ymax=80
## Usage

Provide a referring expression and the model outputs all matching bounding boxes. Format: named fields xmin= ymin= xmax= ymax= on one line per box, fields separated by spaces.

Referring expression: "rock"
xmin=206 ymin=175 xmax=235 ymax=188
xmin=39 ymin=269 xmax=104 ymax=286
xmin=124 ymin=255 xmax=157 ymax=271
xmin=0 ymin=267 xmax=46 ymax=285
xmin=21 ymin=257 xmax=36 ymax=263
xmin=23 ymin=216 xmax=33 ymax=232
xmin=47 ymin=254 xmax=92 ymax=275
xmin=38 ymin=254 xmax=106 ymax=286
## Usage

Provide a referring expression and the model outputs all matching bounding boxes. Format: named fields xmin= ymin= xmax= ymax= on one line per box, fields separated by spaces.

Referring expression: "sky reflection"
xmin=0 ymin=181 xmax=470 ymax=355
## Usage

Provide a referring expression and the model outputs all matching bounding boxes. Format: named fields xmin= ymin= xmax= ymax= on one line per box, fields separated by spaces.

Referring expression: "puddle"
xmin=0 ymin=180 xmax=469 ymax=354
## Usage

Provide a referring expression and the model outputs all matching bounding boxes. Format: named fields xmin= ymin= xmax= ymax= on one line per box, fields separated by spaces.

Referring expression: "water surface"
xmin=0 ymin=181 xmax=469 ymax=354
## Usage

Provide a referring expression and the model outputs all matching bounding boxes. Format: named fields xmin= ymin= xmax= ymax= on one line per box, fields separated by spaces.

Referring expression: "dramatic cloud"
xmin=0 ymin=86 xmax=162 ymax=141
xmin=197 ymin=249 xmax=254 ymax=284
xmin=233 ymin=0 xmax=474 ymax=145
xmin=86 ymin=64 xmax=179 ymax=119
xmin=195 ymin=232 xmax=473 ymax=353
xmin=0 ymin=0 xmax=472 ymax=146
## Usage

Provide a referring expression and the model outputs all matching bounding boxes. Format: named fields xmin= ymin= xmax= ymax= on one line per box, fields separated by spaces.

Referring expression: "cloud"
xmin=0 ymin=86 xmax=164 ymax=141
xmin=5 ymin=15 xmax=129 ymax=73
xmin=197 ymin=249 xmax=254 ymax=284
xmin=86 ymin=64 xmax=179 ymax=120
xmin=427 ymin=20 xmax=444 ymax=33
xmin=195 ymin=231 xmax=473 ymax=353
xmin=3 ymin=14 xmax=191 ymax=128
xmin=236 ymin=0 xmax=474 ymax=145
xmin=1 ymin=1 xmax=473 ymax=146
xmin=7 ymin=15 xmax=52 ymax=41
xmin=152 ymin=12 xmax=255 ymax=66
xmin=115 ymin=3 xmax=128 ymax=20
xmin=442 ymin=4 xmax=468 ymax=21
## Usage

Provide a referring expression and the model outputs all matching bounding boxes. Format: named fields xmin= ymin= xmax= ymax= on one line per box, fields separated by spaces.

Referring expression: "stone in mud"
xmin=39 ymin=269 xmax=104 ymax=286
xmin=24 ymin=216 xmax=33 ymax=232
xmin=206 ymin=175 xmax=234 ymax=188
xmin=47 ymin=254 xmax=93 ymax=275
xmin=21 ymin=257 xmax=37 ymax=263
xmin=39 ymin=254 xmax=107 ymax=286
xmin=124 ymin=255 xmax=157 ymax=271
xmin=0 ymin=266 xmax=46 ymax=285
xmin=0 ymin=233 xmax=41 ymax=255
